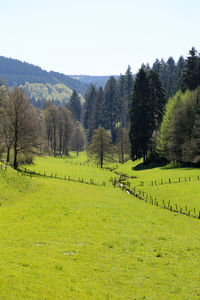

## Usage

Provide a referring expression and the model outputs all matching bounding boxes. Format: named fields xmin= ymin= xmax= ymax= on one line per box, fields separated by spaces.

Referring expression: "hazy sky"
xmin=1 ymin=0 xmax=200 ymax=75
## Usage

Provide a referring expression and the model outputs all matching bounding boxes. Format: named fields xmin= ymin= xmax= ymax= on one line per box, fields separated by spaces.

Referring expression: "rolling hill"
xmin=0 ymin=56 xmax=89 ymax=96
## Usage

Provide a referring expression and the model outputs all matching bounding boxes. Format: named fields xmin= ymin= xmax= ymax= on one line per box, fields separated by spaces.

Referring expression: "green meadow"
xmin=0 ymin=155 xmax=200 ymax=299
xmin=116 ymin=159 xmax=200 ymax=216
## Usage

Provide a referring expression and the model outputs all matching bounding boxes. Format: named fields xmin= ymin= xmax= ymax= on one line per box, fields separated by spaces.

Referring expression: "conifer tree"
xmin=83 ymin=85 xmax=97 ymax=142
xmin=68 ymin=90 xmax=82 ymax=121
xmin=182 ymin=47 xmax=200 ymax=91
xmin=129 ymin=69 xmax=165 ymax=164
xmin=129 ymin=68 xmax=152 ymax=163
xmin=104 ymin=77 xmax=121 ymax=142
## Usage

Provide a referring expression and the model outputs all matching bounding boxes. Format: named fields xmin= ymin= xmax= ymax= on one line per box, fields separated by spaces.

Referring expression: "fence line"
xmin=139 ymin=175 xmax=200 ymax=187
xmin=114 ymin=180 xmax=200 ymax=220
xmin=18 ymin=167 xmax=107 ymax=187
xmin=65 ymin=160 xmax=118 ymax=171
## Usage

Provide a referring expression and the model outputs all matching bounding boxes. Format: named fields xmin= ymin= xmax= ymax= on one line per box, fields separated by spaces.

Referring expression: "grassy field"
xmin=21 ymin=153 xmax=119 ymax=186
xmin=116 ymin=159 xmax=200 ymax=217
xmin=0 ymin=155 xmax=200 ymax=298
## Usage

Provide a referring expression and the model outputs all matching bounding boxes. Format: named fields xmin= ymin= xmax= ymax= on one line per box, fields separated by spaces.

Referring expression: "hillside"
xmin=0 ymin=56 xmax=89 ymax=96
xmin=21 ymin=82 xmax=84 ymax=106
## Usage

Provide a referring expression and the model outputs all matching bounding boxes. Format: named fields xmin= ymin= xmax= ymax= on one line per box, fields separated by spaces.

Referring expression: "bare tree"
xmin=6 ymin=88 xmax=39 ymax=169
xmin=0 ymin=86 xmax=13 ymax=162
xmin=44 ymin=104 xmax=74 ymax=156
xmin=62 ymin=107 xmax=73 ymax=156
xmin=115 ymin=127 xmax=130 ymax=163
xmin=71 ymin=122 xmax=85 ymax=156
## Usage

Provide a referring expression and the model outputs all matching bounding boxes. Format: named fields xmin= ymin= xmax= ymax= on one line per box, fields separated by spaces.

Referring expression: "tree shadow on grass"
xmin=132 ymin=161 xmax=166 ymax=171
xmin=133 ymin=161 xmax=200 ymax=171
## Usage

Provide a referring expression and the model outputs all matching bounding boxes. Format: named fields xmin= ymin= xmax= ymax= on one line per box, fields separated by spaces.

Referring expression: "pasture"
xmin=0 ymin=156 xmax=200 ymax=298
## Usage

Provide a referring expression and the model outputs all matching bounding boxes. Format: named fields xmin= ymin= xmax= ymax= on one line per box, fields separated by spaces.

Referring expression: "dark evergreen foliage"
xmin=129 ymin=68 xmax=165 ymax=164
xmin=68 ymin=90 xmax=82 ymax=121
xmin=152 ymin=56 xmax=185 ymax=100
xmin=104 ymin=76 xmax=121 ymax=142
xmin=182 ymin=47 xmax=200 ymax=91
xmin=129 ymin=68 xmax=152 ymax=163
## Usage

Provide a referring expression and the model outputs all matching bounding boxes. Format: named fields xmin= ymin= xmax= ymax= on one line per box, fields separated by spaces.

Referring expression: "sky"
xmin=0 ymin=0 xmax=200 ymax=75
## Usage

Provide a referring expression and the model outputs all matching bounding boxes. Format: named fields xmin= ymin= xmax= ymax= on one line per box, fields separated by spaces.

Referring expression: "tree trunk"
xmin=6 ymin=145 xmax=10 ymax=163
xmin=59 ymin=134 xmax=62 ymax=156
xmin=14 ymin=146 xmax=18 ymax=170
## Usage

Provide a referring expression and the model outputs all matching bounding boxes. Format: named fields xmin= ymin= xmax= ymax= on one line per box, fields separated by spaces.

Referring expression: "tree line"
xmin=0 ymin=86 xmax=85 ymax=169
xmin=130 ymin=47 xmax=200 ymax=165
xmin=0 ymin=47 xmax=199 ymax=169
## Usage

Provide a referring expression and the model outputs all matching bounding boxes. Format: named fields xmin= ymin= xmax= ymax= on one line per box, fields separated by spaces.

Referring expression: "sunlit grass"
xmin=116 ymin=158 xmax=200 ymax=216
xmin=0 ymin=156 xmax=200 ymax=298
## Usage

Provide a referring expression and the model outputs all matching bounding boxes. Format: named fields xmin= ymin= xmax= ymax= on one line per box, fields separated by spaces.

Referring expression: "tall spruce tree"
xmin=129 ymin=69 xmax=165 ymax=164
xmin=129 ymin=68 xmax=152 ymax=164
xmin=124 ymin=65 xmax=133 ymax=110
xmin=68 ymin=90 xmax=82 ymax=121
xmin=104 ymin=77 xmax=121 ymax=142
xmin=148 ymin=70 xmax=166 ymax=128
xmin=182 ymin=47 xmax=200 ymax=91
xmin=83 ymin=85 xmax=97 ymax=142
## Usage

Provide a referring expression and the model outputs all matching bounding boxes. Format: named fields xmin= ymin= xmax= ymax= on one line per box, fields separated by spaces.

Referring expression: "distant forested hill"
xmin=0 ymin=56 xmax=89 ymax=95
xmin=71 ymin=75 xmax=120 ymax=88
xmin=20 ymin=82 xmax=84 ymax=107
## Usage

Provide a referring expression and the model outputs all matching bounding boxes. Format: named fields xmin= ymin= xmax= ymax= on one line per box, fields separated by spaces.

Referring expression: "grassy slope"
xmin=116 ymin=159 xmax=200 ymax=215
xmin=22 ymin=154 xmax=119 ymax=186
xmin=0 ymin=158 xmax=200 ymax=298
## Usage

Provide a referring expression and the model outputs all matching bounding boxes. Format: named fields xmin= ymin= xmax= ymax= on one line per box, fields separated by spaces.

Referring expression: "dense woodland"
xmin=0 ymin=47 xmax=200 ymax=168
xmin=0 ymin=56 xmax=89 ymax=95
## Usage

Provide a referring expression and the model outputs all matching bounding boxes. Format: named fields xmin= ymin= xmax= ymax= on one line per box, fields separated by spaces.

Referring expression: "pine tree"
xmin=104 ymin=77 xmax=121 ymax=142
xmin=129 ymin=68 xmax=152 ymax=164
xmin=182 ymin=47 xmax=200 ymax=91
xmin=148 ymin=70 xmax=166 ymax=127
xmin=124 ymin=65 xmax=133 ymax=109
xmin=68 ymin=90 xmax=82 ymax=121
xmin=83 ymin=85 xmax=97 ymax=142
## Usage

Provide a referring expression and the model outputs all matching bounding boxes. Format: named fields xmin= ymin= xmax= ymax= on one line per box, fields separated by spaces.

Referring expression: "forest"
xmin=0 ymin=47 xmax=200 ymax=169
xmin=0 ymin=56 xmax=89 ymax=95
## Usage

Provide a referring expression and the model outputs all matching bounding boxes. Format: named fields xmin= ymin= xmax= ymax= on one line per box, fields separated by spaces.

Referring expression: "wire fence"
xmin=18 ymin=167 xmax=107 ymax=187
xmin=139 ymin=175 xmax=200 ymax=187
xmin=115 ymin=181 xmax=200 ymax=220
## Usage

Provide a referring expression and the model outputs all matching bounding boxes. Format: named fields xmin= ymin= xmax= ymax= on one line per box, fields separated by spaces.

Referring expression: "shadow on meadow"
xmin=132 ymin=160 xmax=200 ymax=172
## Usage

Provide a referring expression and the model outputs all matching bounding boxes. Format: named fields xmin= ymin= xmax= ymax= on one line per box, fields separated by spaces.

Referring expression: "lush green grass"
xmin=22 ymin=154 xmax=119 ymax=186
xmin=1 ymin=157 xmax=200 ymax=298
xmin=116 ymin=159 xmax=200 ymax=216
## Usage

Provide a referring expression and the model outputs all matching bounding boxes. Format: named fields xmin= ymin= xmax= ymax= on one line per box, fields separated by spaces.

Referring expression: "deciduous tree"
xmin=88 ymin=126 xmax=112 ymax=168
